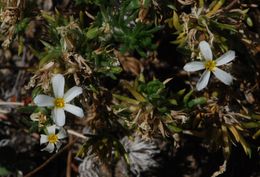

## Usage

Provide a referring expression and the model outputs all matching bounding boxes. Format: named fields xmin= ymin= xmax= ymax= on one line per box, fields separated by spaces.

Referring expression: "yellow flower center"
xmin=54 ymin=98 xmax=65 ymax=108
xmin=48 ymin=134 xmax=58 ymax=143
xmin=204 ymin=60 xmax=216 ymax=71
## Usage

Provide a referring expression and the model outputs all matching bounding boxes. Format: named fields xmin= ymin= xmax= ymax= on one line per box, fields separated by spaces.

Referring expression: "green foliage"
xmin=90 ymin=49 xmax=122 ymax=79
xmin=18 ymin=106 xmax=38 ymax=114
xmin=182 ymin=90 xmax=207 ymax=108
xmin=88 ymin=0 xmax=162 ymax=57
xmin=167 ymin=1 xmax=248 ymax=53
xmin=75 ymin=0 xmax=105 ymax=6
xmin=0 ymin=166 xmax=11 ymax=176
xmin=77 ymin=133 xmax=128 ymax=163
xmin=138 ymin=80 xmax=166 ymax=105
xmin=15 ymin=18 xmax=30 ymax=34
xmin=0 ymin=0 xmax=258 ymax=175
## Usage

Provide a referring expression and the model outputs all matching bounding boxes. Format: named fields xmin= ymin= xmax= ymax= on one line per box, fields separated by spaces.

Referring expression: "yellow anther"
xmin=54 ymin=98 xmax=65 ymax=108
xmin=204 ymin=60 xmax=216 ymax=71
xmin=48 ymin=134 xmax=58 ymax=143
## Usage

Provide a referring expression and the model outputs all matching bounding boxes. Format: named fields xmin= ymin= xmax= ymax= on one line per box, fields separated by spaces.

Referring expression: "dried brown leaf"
xmin=114 ymin=50 xmax=143 ymax=76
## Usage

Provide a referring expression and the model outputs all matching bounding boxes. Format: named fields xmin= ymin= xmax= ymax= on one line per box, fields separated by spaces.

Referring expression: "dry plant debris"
xmin=0 ymin=0 xmax=259 ymax=177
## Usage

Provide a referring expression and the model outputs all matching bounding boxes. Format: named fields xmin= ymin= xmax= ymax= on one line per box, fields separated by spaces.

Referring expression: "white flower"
xmin=40 ymin=125 xmax=67 ymax=153
xmin=120 ymin=135 xmax=160 ymax=176
xmin=183 ymin=41 xmax=235 ymax=91
xmin=79 ymin=154 xmax=101 ymax=177
xmin=33 ymin=74 xmax=84 ymax=126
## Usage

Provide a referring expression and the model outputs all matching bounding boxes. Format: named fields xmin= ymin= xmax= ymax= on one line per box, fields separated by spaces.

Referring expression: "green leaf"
xmin=145 ymin=80 xmax=165 ymax=95
xmin=246 ymin=17 xmax=253 ymax=27
xmin=40 ymin=40 xmax=54 ymax=49
xmin=157 ymin=106 xmax=168 ymax=113
xmin=86 ymin=27 xmax=99 ymax=39
xmin=125 ymin=83 xmax=146 ymax=102
xmin=187 ymin=97 xmax=207 ymax=108
xmin=168 ymin=99 xmax=178 ymax=105
xmin=143 ymin=0 xmax=151 ymax=8
xmin=41 ymin=11 xmax=56 ymax=24
xmin=128 ymin=0 xmax=140 ymax=9
xmin=183 ymin=90 xmax=193 ymax=105
xmin=0 ymin=166 xmax=11 ymax=176
xmin=32 ymin=87 xmax=43 ymax=98
xmin=253 ymin=130 xmax=260 ymax=139
xmin=39 ymin=47 xmax=62 ymax=66
xmin=242 ymin=122 xmax=260 ymax=129
xmin=251 ymin=114 xmax=260 ymax=120
xmin=113 ymin=94 xmax=140 ymax=105
xmin=18 ymin=37 xmax=24 ymax=56
xmin=211 ymin=21 xmax=237 ymax=33
xmin=177 ymin=89 xmax=186 ymax=96
xmin=166 ymin=123 xmax=182 ymax=133
xmin=15 ymin=18 xmax=30 ymax=33
xmin=18 ymin=106 xmax=38 ymax=113
xmin=173 ymin=11 xmax=182 ymax=31
xmin=167 ymin=4 xmax=177 ymax=10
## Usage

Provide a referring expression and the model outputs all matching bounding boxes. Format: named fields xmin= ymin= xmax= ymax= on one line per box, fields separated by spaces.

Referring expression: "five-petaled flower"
xmin=40 ymin=125 xmax=67 ymax=153
xmin=33 ymin=74 xmax=84 ymax=126
xmin=183 ymin=41 xmax=235 ymax=91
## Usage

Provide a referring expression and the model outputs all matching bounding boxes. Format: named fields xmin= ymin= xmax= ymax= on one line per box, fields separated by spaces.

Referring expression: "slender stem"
xmin=67 ymin=129 xmax=87 ymax=140
xmin=24 ymin=138 xmax=78 ymax=177
xmin=0 ymin=102 xmax=24 ymax=106
xmin=224 ymin=0 xmax=239 ymax=10
xmin=66 ymin=135 xmax=73 ymax=177
xmin=24 ymin=129 xmax=86 ymax=177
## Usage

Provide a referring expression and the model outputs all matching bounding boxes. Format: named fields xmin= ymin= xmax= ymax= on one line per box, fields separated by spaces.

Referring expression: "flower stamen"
xmin=204 ymin=60 xmax=216 ymax=71
xmin=54 ymin=98 xmax=65 ymax=108
xmin=48 ymin=134 xmax=58 ymax=143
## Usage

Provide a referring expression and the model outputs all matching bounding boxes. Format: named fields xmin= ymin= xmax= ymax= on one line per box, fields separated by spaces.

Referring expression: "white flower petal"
xmin=64 ymin=86 xmax=83 ymax=103
xmin=183 ymin=61 xmax=205 ymax=72
xmin=216 ymin=50 xmax=235 ymax=66
xmin=64 ymin=104 xmax=84 ymax=118
xmin=30 ymin=112 xmax=41 ymax=121
xmin=41 ymin=143 xmax=55 ymax=153
xmin=213 ymin=68 xmax=233 ymax=85
xmin=57 ymin=128 xmax=67 ymax=139
xmin=47 ymin=125 xmax=56 ymax=134
xmin=196 ymin=70 xmax=211 ymax=91
xmin=199 ymin=41 xmax=212 ymax=60
xmin=55 ymin=141 xmax=62 ymax=152
xmin=53 ymin=108 xmax=66 ymax=127
xmin=34 ymin=95 xmax=54 ymax=107
xmin=52 ymin=74 xmax=65 ymax=98
xmin=40 ymin=135 xmax=48 ymax=144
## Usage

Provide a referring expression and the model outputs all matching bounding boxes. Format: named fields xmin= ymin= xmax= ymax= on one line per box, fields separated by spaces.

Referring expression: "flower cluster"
xmin=183 ymin=41 xmax=235 ymax=91
xmin=33 ymin=74 xmax=84 ymax=152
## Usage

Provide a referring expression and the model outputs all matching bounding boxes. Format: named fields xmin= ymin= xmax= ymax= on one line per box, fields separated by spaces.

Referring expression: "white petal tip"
xmin=64 ymin=86 xmax=83 ymax=102
xmin=33 ymin=95 xmax=54 ymax=107
xmin=55 ymin=120 xmax=65 ymax=127
xmin=213 ymin=68 xmax=233 ymax=86
xmin=183 ymin=62 xmax=205 ymax=72
xmin=199 ymin=41 xmax=213 ymax=60
xmin=64 ymin=104 xmax=84 ymax=118
xmin=52 ymin=74 xmax=65 ymax=98
xmin=196 ymin=71 xmax=211 ymax=91
xmin=196 ymin=85 xmax=206 ymax=91
xmin=53 ymin=109 xmax=66 ymax=127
